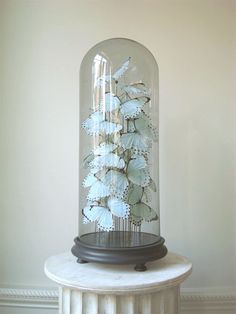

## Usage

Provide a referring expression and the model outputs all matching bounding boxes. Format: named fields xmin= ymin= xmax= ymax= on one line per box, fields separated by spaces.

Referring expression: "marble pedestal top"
xmin=44 ymin=252 xmax=192 ymax=294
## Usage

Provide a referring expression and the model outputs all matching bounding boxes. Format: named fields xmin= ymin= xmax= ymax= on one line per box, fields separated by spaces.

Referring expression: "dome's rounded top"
xmin=84 ymin=37 xmax=157 ymax=62
xmin=80 ymin=37 xmax=158 ymax=88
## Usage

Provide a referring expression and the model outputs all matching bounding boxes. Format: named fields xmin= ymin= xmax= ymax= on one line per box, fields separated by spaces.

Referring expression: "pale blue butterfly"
xmin=82 ymin=111 xmax=122 ymax=135
xmin=90 ymin=153 xmax=125 ymax=170
xmin=83 ymin=198 xmax=130 ymax=231
xmin=87 ymin=180 xmax=110 ymax=201
xmin=131 ymin=202 xmax=158 ymax=225
xmin=93 ymin=142 xmax=117 ymax=155
xmin=120 ymin=97 xmax=149 ymax=119
xmin=120 ymin=132 xmax=151 ymax=153
xmin=83 ymin=205 xmax=113 ymax=231
xmin=127 ymin=184 xmax=143 ymax=205
xmin=83 ymin=173 xmax=98 ymax=187
xmin=121 ymin=83 xmax=151 ymax=97
xmin=101 ymin=170 xmax=129 ymax=199
xmin=127 ymin=156 xmax=150 ymax=187
xmin=135 ymin=111 xmax=158 ymax=141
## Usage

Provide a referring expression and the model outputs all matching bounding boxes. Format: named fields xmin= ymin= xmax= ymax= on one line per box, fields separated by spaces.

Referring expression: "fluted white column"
xmin=99 ymin=295 xmax=116 ymax=314
xmin=83 ymin=293 xmax=98 ymax=314
xmin=61 ymin=288 xmax=71 ymax=314
xmin=71 ymin=290 xmax=82 ymax=314
xmin=117 ymin=295 xmax=136 ymax=314
xmin=139 ymin=294 xmax=152 ymax=314
xmin=57 ymin=288 xmax=181 ymax=314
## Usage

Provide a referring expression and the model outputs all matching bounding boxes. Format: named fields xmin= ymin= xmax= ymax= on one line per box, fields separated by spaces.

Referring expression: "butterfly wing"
xmin=83 ymin=173 xmax=98 ymax=187
xmin=82 ymin=111 xmax=103 ymax=135
xmin=93 ymin=142 xmax=117 ymax=156
xmin=122 ymin=83 xmax=151 ymax=97
xmin=97 ymin=208 xmax=113 ymax=231
xmin=90 ymin=153 xmax=125 ymax=170
xmin=127 ymin=184 xmax=143 ymax=205
xmin=131 ymin=202 xmax=158 ymax=224
xmin=112 ymin=57 xmax=131 ymax=81
xmin=129 ymin=155 xmax=147 ymax=169
xmin=120 ymin=97 xmax=148 ymax=119
xmin=120 ymin=133 xmax=151 ymax=153
xmin=135 ymin=111 xmax=158 ymax=141
xmin=100 ymin=121 xmax=122 ymax=135
xmin=108 ymin=198 xmax=130 ymax=218
xmin=87 ymin=180 xmax=110 ymax=201
xmin=127 ymin=156 xmax=150 ymax=187
xmin=128 ymin=168 xmax=150 ymax=187
xmin=89 ymin=167 xmax=101 ymax=174
xmin=82 ymin=111 xmax=122 ymax=135
xmin=83 ymin=205 xmax=113 ymax=231
xmin=99 ymin=93 xmax=121 ymax=112
xmin=102 ymin=170 xmax=129 ymax=199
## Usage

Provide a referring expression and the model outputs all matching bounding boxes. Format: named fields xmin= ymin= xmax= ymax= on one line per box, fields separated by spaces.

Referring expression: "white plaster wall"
xmin=0 ymin=0 xmax=235 ymax=312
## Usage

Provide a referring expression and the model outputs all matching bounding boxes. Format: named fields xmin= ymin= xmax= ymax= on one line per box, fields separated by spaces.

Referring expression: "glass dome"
xmin=72 ymin=38 xmax=167 ymax=271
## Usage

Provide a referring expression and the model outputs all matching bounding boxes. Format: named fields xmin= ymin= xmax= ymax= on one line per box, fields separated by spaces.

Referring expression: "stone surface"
xmin=45 ymin=251 xmax=192 ymax=294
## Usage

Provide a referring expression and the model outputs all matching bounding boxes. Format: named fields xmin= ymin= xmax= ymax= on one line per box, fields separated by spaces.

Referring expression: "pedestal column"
xmin=45 ymin=252 xmax=192 ymax=314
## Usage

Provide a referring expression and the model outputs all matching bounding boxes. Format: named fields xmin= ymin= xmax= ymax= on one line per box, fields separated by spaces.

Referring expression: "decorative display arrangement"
xmin=72 ymin=38 xmax=167 ymax=271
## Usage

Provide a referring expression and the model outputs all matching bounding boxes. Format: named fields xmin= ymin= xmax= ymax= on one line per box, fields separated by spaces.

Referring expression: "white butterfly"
xmin=93 ymin=142 xmax=117 ymax=155
xmin=83 ymin=173 xmax=98 ymax=187
xmin=107 ymin=198 xmax=130 ymax=218
xmin=101 ymin=170 xmax=129 ymax=199
xmin=122 ymin=83 xmax=151 ymax=97
xmin=96 ymin=58 xmax=131 ymax=87
xmin=127 ymin=156 xmax=150 ymax=187
xmin=127 ymin=184 xmax=143 ymax=205
xmin=131 ymin=202 xmax=158 ymax=225
xmin=99 ymin=92 xmax=121 ymax=112
xmin=135 ymin=111 xmax=158 ymax=141
xmin=112 ymin=57 xmax=131 ymax=81
xmin=83 ymin=198 xmax=130 ymax=231
xmin=120 ymin=97 xmax=149 ymax=119
xmin=83 ymin=205 xmax=113 ymax=231
xmin=89 ymin=167 xmax=101 ymax=174
xmin=82 ymin=111 xmax=122 ymax=135
xmin=120 ymin=133 xmax=151 ymax=153
xmin=87 ymin=180 xmax=110 ymax=201
xmin=89 ymin=153 xmax=125 ymax=170
xmin=83 ymin=169 xmax=108 ymax=188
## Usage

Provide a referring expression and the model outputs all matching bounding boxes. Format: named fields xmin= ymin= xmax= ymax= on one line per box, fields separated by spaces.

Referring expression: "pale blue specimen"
xmin=83 ymin=198 xmax=130 ymax=231
xmin=81 ymin=58 xmax=158 ymax=231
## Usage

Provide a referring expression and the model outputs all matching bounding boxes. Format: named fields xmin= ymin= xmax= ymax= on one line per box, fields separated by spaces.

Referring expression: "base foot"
xmin=77 ymin=258 xmax=88 ymax=264
xmin=135 ymin=263 xmax=147 ymax=271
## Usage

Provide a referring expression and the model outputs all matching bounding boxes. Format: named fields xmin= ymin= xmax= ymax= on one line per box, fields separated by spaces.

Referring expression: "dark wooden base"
xmin=71 ymin=231 xmax=167 ymax=271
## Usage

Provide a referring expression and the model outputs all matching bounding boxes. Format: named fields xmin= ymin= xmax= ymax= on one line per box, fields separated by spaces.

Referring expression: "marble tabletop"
xmin=44 ymin=252 xmax=192 ymax=294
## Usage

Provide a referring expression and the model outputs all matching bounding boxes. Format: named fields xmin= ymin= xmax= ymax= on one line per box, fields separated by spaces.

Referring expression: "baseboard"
xmin=0 ymin=286 xmax=236 ymax=313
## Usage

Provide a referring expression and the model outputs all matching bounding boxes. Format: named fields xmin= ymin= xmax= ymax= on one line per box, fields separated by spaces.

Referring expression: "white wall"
xmin=1 ymin=0 xmax=236 ymax=312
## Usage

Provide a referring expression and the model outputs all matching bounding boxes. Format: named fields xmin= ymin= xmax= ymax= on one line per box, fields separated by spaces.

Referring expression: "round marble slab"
xmin=45 ymin=252 xmax=192 ymax=294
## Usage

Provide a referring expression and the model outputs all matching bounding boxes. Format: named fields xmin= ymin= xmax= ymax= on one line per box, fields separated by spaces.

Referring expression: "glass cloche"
xmin=72 ymin=38 xmax=167 ymax=271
